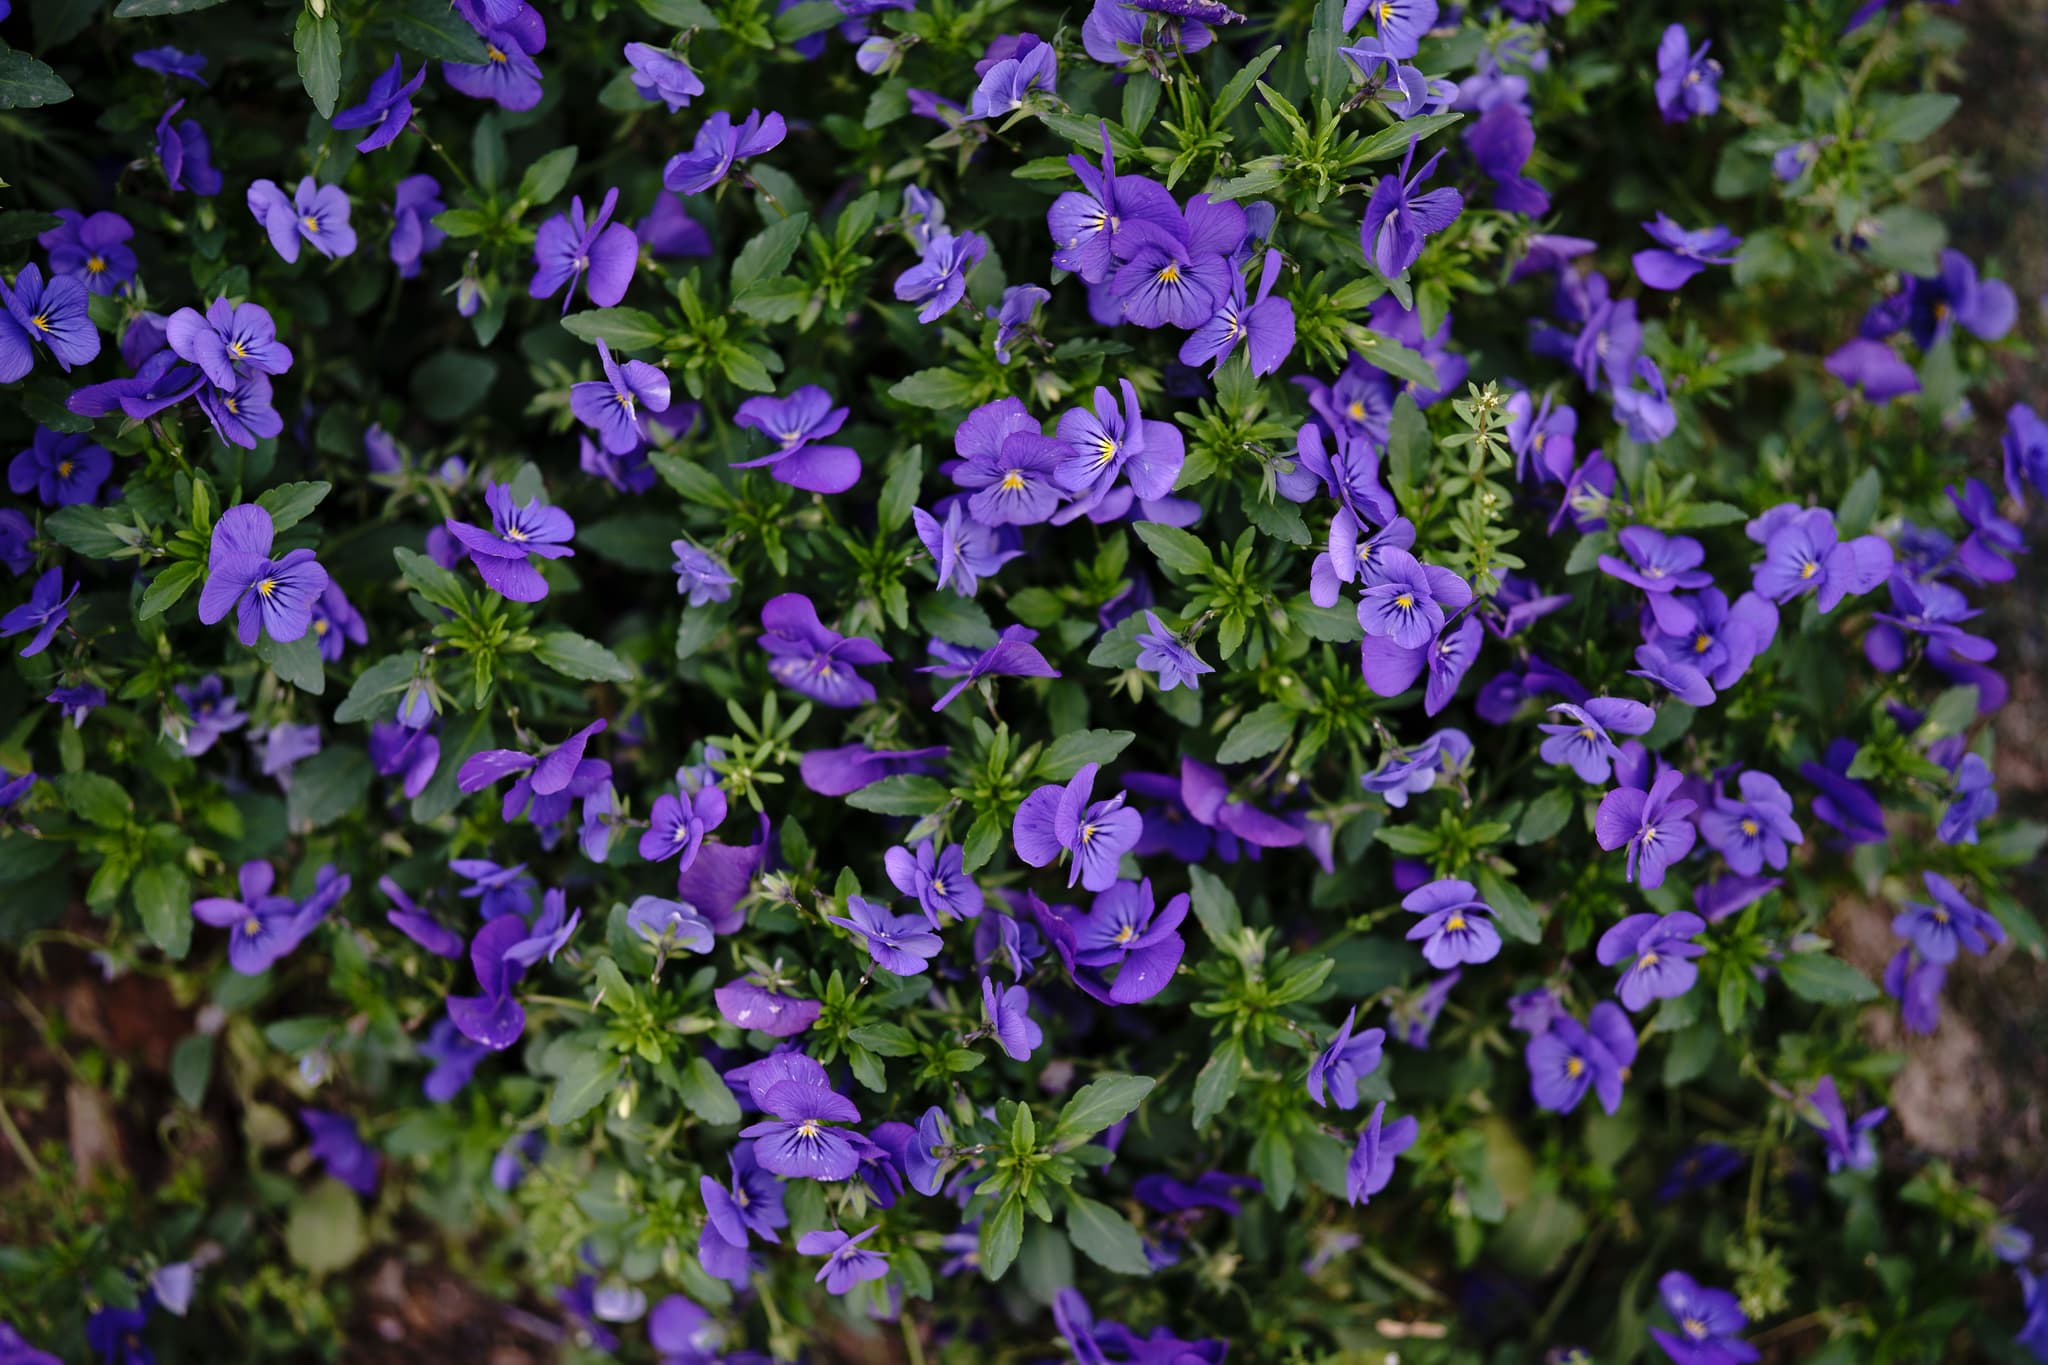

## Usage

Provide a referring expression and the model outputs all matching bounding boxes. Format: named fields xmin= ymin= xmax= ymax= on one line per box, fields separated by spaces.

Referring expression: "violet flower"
xmin=571 ymin=337 xmax=672 ymax=456
xmin=1597 ymin=910 xmax=1707 ymax=1011
xmin=39 ymin=210 xmax=137 ymax=296
xmin=664 ymin=109 xmax=786 ymax=195
xmin=531 ymin=188 xmax=638 ymax=313
xmin=1345 ymin=1101 xmax=1418 ymax=1206
xmin=914 ymin=502 xmax=1021 ymax=597
xmin=1134 ymin=611 xmax=1213 ymax=692
xmin=970 ymin=33 xmax=1057 ymax=119
xmin=737 ymin=1054 xmax=863 ymax=1179
xmin=1649 ymin=1272 xmax=1755 ymax=1365
xmin=1307 ymin=1005 xmax=1385 ymax=1110
xmin=1633 ymin=215 xmax=1742 ymax=290
xmin=1047 ymin=124 xmax=1183 ymax=286
xmin=759 ymin=592 xmax=891 ymax=706
xmin=1361 ymin=139 xmax=1462 ymax=279
xmin=191 ymin=861 xmax=325 ymax=975
xmin=1053 ymin=379 xmax=1186 ymax=520
xmin=1746 ymin=504 xmax=1893 ymax=613
xmin=624 ymin=42 xmax=704 ymax=111
xmin=731 ymin=385 xmax=862 ymax=495
xmin=247 ymin=177 xmax=357 ymax=262
xmin=1892 ymin=871 xmax=2003 ymax=964
xmin=799 ymin=1226 xmax=889 ymax=1294
xmin=715 ymin=976 xmax=822 ymax=1036
xmin=2 ymin=263 xmax=101 ymax=375
xmin=1538 ymin=698 xmax=1656 ymax=784
xmin=302 ymin=1109 xmax=381 ymax=1196
xmin=154 ymin=101 xmax=222 ymax=195
xmin=1404 ymin=878 xmax=1500 ymax=968
xmin=0 ymin=568 xmax=74 ymax=658
xmin=1528 ymin=1002 xmax=1636 ymax=1115
xmin=1179 ymin=250 xmax=1296 ymax=376
xmin=444 ymin=481 xmax=578 ymax=601
xmin=1598 ymin=526 xmax=1712 ymax=635
xmin=895 ymin=228 xmax=989 ymax=323
xmin=1825 ymin=337 xmax=1920 ymax=403
xmin=1698 ymin=771 xmax=1803 ymax=875
xmin=197 ymin=505 xmax=329 ymax=647
xmin=1595 ymin=769 xmax=1698 ymax=888
xmin=1013 ymin=761 xmax=1144 ymax=891
xmin=825 ymin=894 xmax=943 ymax=975
xmin=1653 ymin=23 xmax=1720 ymax=123
xmin=1802 ymin=1074 xmax=1885 ymax=1174
xmin=885 ymin=839 xmax=984 ymax=925
xmin=1799 ymin=739 xmax=1887 ymax=846
xmin=330 ymin=56 xmax=426 ymax=152
xmin=980 ymin=976 xmax=1042 ymax=1060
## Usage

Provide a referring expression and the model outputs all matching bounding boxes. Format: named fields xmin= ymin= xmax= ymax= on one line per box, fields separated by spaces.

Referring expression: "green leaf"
xmin=170 ymin=1034 xmax=214 ymax=1107
xmin=138 ymin=561 xmax=202 ymax=620
xmin=1216 ymin=702 xmax=1293 ymax=764
xmin=1778 ymin=952 xmax=1880 ymax=1005
xmin=57 ymin=772 xmax=132 ymax=829
xmin=411 ymin=352 xmax=498 ymax=422
xmin=111 ymin=0 xmax=225 ymax=13
xmin=254 ymin=480 xmax=333 ymax=533
xmin=849 ymin=1022 xmax=918 ymax=1057
xmin=1474 ymin=867 xmax=1541 ymax=945
xmin=844 ymin=774 xmax=951 ymax=815
xmin=730 ymin=212 xmax=811 ymax=296
xmin=1673 ymin=501 xmax=1750 ymax=528
xmin=293 ymin=11 xmax=342 ymax=119
xmin=515 ymin=146 xmax=579 ymax=206
xmin=535 ymin=630 xmax=635 ymax=684
xmin=678 ymin=1056 xmax=741 ymax=1125
xmin=0 ymin=210 xmax=62 ymax=247
xmin=889 ymin=368 xmax=981 ymax=411
xmin=1871 ymin=92 xmax=1959 ymax=143
xmin=287 ymin=747 xmax=373 ymax=832
xmin=133 ymin=863 xmax=192 ymax=959
xmin=1288 ymin=597 xmax=1363 ymax=643
xmin=549 ymin=1048 xmax=620 ymax=1126
xmin=1191 ymin=1035 xmax=1244 ymax=1129
xmin=286 ymin=1179 xmax=367 ymax=1276
xmin=917 ymin=593 xmax=997 ymax=650
xmin=1863 ymin=205 xmax=1945 ymax=277
xmin=878 ymin=443 xmax=922 ymax=534
xmin=636 ymin=0 xmax=719 ymax=26
xmin=1052 ymin=1072 xmax=1155 ymax=1142
xmin=256 ymin=632 xmax=326 ymax=696
xmin=413 ymin=709 xmax=490 ymax=823
xmin=1036 ymin=729 xmax=1134 ymax=781
xmin=1132 ymin=522 xmax=1214 ymax=577
xmin=1213 ymin=44 xmax=1282 ymax=119
xmin=1358 ymin=331 xmax=1439 ymax=392
xmin=1386 ymin=392 xmax=1429 ymax=492
xmin=0 ymin=44 xmax=72 ymax=108
xmin=771 ymin=0 xmax=838 ymax=40
xmin=377 ymin=0 xmax=488 ymax=62
xmin=1065 ymin=1196 xmax=1152 ymax=1276
xmin=1374 ymin=824 xmax=1438 ymax=855
xmin=1303 ymin=0 xmax=1344 ymax=97
xmin=979 ymin=1196 xmax=1025 ymax=1281
xmin=45 ymin=505 xmax=134 ymax=559
xmin=395 ymin=546 xmax=466 ymax=611
xmin=1186 ymin=865 xmax=1242 ymax=944
xmin=562 ymin=307 xmax=666 ymax=351
xmin=1515 ymin=788 xmax=1573 ymax=846
xmin=1836 ymin=466 xmax=1881 ymax=538
xmin=1916 ymin=685 xmax=1979 ymax=742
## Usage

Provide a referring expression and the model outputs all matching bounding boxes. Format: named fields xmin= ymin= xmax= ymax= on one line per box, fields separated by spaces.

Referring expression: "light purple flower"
xmin=1403 ymin=878 xmax=1500 ymax=968
xmin=1595 ymin=769 xmax=1698 ymax=889
xmin=980 ymin=976 xmax=1042 ymax=1060
xmin=759 ymin=592 xmax=891 ymax=706
xmin=826 ymin=894 xmax=943 ymax=975
xmin=731 ymin=385 xmax=862 ymax=495
xmin=1745 ymin=504 xmax=1892 ymax=613
xmin=444 ymin=481 xmax=577 ymax=602
xmin=531 ymin=188 xmax=639 ymax=312
xmin=1632 ymin=215 xmax=1741 ymax=290
xmin=1653 ymin=23 xmax=1720 ymax=123
xmin=247 ymin=177 xmax=357 ymax=262
xmin=664 ymin=109 xmax=786 ymax=195
xmin=1013 ymin=762 xmax=1144 ymax=891
xmin=1598 ymin=910 xmax=1706 ymax=1011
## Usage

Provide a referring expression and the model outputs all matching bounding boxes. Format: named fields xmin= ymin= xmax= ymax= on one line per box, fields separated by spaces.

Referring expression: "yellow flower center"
xmin=1156 ymin=263 xmax=1180 ymax=284
xmin=1114 ymin=924 xmax=1134 ymax=944
xmin=999 ymin=469 xmax=1026 ymax=491
xmin=1394 ymin=593 xmax=1415 ymax=610
xmin=87 ymin=256 xmax=107 ymax=274
xmin=487 ymin=44 xmax=509 ymax=62
xmin=1445 ymin=915 xmax=1466 ymax=931
xmin=505 ymin=527 xmax=528 ymax=542
xmin=1346 ymin=400 xmax=1365 ymax=421
xmin=1566 ymin=1056 xmax=1584 ymax=1077
xmin=1639 ymin=950 xmax=1660 ymax=967
xmin=30 ymin=313 xmax=52 ymax=333
xmin=314 ymin=619 xmax=329 ymax=635
xmin=796 ymin=1119 xmax=820 ymax=1139
xmin=1741 ymin=818 xmax=1759 ymax=837
xmin=229 ymin=340 xmax=248 ymax=359
xmin=1932 ymin=907 xmax=1948 ymax=923
xmin=256 ymin=578 xmax=277 ymax=598
xmin=243 ymin=916 xmax=263 ymax=935
xmin=1578 ymin=727 xmax=1596 ymax=741
xmin=1694 ymin=634 xmax=1712 ymax=653
xmin=1079 ymin=822 xmax=1096 ymax=845
xmin=301 ymin=215 xmax=321 ymax=234
xmin=1800 ymin=560 xmax=1819 ymax=580
xmin=225 ymin=396 xmax=239 ymax=414
xmin=57 ymin=461 xmax=75 ymax=478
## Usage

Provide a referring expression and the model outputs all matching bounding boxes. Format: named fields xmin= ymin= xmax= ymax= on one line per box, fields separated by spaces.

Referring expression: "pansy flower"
xmin=155 ymin=100 xmax=222 ymax=195
xmin=1528 ymin=1001 xmax=1636 ymax=1115
xmin=1052 ymin=379 xmax=1188 ymax=521
xmin=444 ymin=481 xmax=577 ymax=601
xmin=671 ymin=540 xmax=736 ymax=606
xmin=664 ymin=109 xmax=787 ymax=195
xmin=1538 ymin=699 xmax=1656 ymax=783
xmin=1307 ymin=1005 xmax=1385 ymax=1109
xmin=1598 ymin=527 xmax=1713 ymax=635
xmin=1892 ymin=871 xmax=2003 ymax=964
xmin=9 ymin=428 xmax=110 ymax=507
xmin=949 ymin=398 xmax=1069 ymax=527
xmin=1937 ymin=751 xmax=1997 ymax=845
xmin=39 ymin=210 xmax=137 ymax=296
xmin=914 ymin=502 xmax=1021 ymax=598
xmin=640 ymin=783 xmax=727 ymax=867
xmin=166 ymin=298 xmax=292 ymax=391
xmin=302 ymin=1109 xmax=381 ymax=1196
xmin=1050 ymin=877 xmax=1189 ymax=1003
xmin=1698 ymin=771 xmax=1802 ymax=875
xmin=1014 ymin=762 xmax=1145 ymax=891
xmin=715 ymin=976 xmax=823 ymax=1036
xmin=737 ymin=1054 xmax=863 ymax=1179
xmin=1403 ymin=878 xmax=1500 ymax=968
xmin=1109 ymin=195 xmax=1241 ymax=331
xmin=1649 ymin=1271 xmax=1756 ymax=1365
xmin=1179 ymin=249 xmax=1296 ymax=376
xmin=198 ymin=505 xmax=329 ymax=647
xmin=1345 ymin=1101 xmax=1417 ymax=1206
xmin=190 ymin=860 xmax=323 ymax=975
xmin=826 ymin=894 xmax=943 ymax=975
xmin=1357 ymin=547 xmax=1470 ymax=649
xmin=1947 ymin=478 xmax=2024 ymax=584
xmin=2 ymin=263 xmax=100 ymax=376
xmin=1883 ymin=948 xmax=1945 ymax=1036
xmin=1347 ymin=0 xmax=1436 ymax=59
xmin=885 ymin=839 xmax=984 ymax=926
xmin=1362 ymin=139 xmax=1462 ymax=279
xmin=1081 ymin=0 xmax=1213 ymax=69
xmin=1047 ymin=124 xmax=1182 ymax=285
xmin=444 ymin=28 xmax=544 ymax=111
xmin=1802 ymin=1074 xmax=1885 ymax=1174
xmin=198 ymin=372 xmax=285 ymax=450
xmin=970 ymin=33 xmax=1057 ymax=119
xmin=799 ymin=1226 xmax=889 ymax=1294
xmin=446 ymin=916 xmax=534 ymax=1050
xmin=331 ymin=56 xmax=426 ymax=152
xmin=570 ymin=337 xmax=672 ymax=456
xmin=247 ymin=177 xmax=357 ymax=262
xmin=531 ymin=188 xmax=638 ymax=312
xmin=1653 ymin=23 xmax=1720 ymax=123
xmin=170 ymin=675 xmax=246 ymax=756
xmin=1746 ymin=504 xmax=1892 ymax=613
xmin=759 ymin=592 xmax=891 ymax=706
xmin=1595 ymin=770 xmax=1698 ymax=888
xmin=1633 ymin=215 xmax=1742 ymax=291
xmin=895 ymin=228 xmax=989 ymax=323
xmin=134 ymin=45 xmax=209 ymax=85
xmin=624 ymin=41 xmax=704 ymax=111
xmin=47 ymin=683 xmax=106 ymax=729
xmin=1464 ymin=102 xmax=1549 ymax=216
xmin=980 ymin=977 xmax=1042 ymax=1060
xmin=1798 ymin=738 xmax=1887 ymax=846
xmin=1134 ymin=612 xmax=1212 ymax=692
xmin=731 ymin=385 xmax=862 ymax=494
xmin=1597 ymin=911 xmax=1707 ymax=1011
xmin=457 ymin=719 xmax=608 ymax=823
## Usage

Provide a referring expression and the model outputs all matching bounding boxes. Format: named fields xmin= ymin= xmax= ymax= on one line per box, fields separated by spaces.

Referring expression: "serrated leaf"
xmin=1065 ymin=1196 xmax=1152 ymax=1276
xmin=293 ymin=12 xmax=342 ymax=119
xmin=730 ymin=212 xmax=810 ymax=296
xmin=1778 ymin=952 xmax=1879 ymax=1005
xmin=1217 ymin=703 xmax=1293 ymax=764
xmin=0 ymin=47 xmax=71 ymax=108
xmin=1052 ymin=1073 xmax=1154 ymax=1142
xmin=535 ymin=630 xmax=635 ymax=684
xmin=257 ymin=632 xmax=326 ymax=696
xmin=257 ymin=480 xmax=331 ymax=533
xmin=138 ymin=561 xmax=202 ymax=620
xmin=563 ymin=307 xmax=666 ymax=351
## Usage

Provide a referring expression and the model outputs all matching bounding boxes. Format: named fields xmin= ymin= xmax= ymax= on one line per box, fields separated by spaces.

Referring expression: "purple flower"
xmin=731 ymin=384 xmax=862 ymax=494
xmin=738 ymin=1054 xmax=864 ymax=1179
xmin=1746 ymin=504 xmax=1892 ymax=613
xmin=826 ymin=894 xmax=942 ymax=975
xmin=134 ymin=45 xmax=208 ymax=85
xmin=2004 ymin=402 xmax=2048 ymax=505
xmin=570 ymin=337 xmax=672 ymax=456
xmin=1539 ymin=698 xmax=1656 ymax=784
xmin=195 ymin=370 xmax=284 ymax=450
xmin=1357 ymin=546 xmax=1470 ymax=650
xmin=1892 ymin=871 xmax=2003 ymax=964
xmin=47 ymin=683 xmax=105 ymax=729
xmin=624 ymin=42 xmax=704 ymax=111
xmin=1133 ymin=611 xmax=1212 ymax=692
xmin=531 ymin=188 xmax=639 ymax=312
xmin=1465 ymin=103 xmax=1549 ymax=215
xmin=0 ymin=510 xmax=33 ymax=575
xmin=640 ymin=784 xmax=728 ymax=866
xmin=154 ymin=100 xmax=222 ymax=195
xmin=9 ymin=428 xmax=109 ymax=507
xmin=1648 ymin=588 xmax=1779 ymax=692
xmin=1051 ymin=380 xmax=1186 ymax=520
xmin=1046 ymin=124 xmax=1182 ymax=286
xmin=1799 ymin=739 xmax=1887 ymax=846
xmin=1403 ymin=878 xmax=1500 ymax=968
xmin=196 ymin=505 xmax=328 ymax=648
xmin=1904 ymin=249 xmax=2017 ymax=349
xmin=1597 ymin=910 xmax=1706 ymax=1011
xmin=799 ymin=742 xmax=947 ymax=796
xmin=444 ymin=481 xmax=577 ymax=602
xmin=988 ymin=283 xmax=1049 ymax=363
xmin=671 ymin=541 xmax=736 ymax=606
xmin=895 ymin=229 xmax=989 ymax=323
xmin=980 ymin=976 xmax=1042 ymax=1060
xmin=914 ymin=502 xmax=1022 ymax=597
xmin=166 ymin=298 xmax=292 ymax=391
xmin=1013 ymin=761 xmax=1144 ymax=891
xmin=331 ymin=56 xmax=426 ymax=152
xmin=759 ymin=592 xmax=891 ymax=706
xmin=302 ymin=1108 xmax=380 ymax=1196
xmin=1633 ymin=215 xmax=1741 ymax=290
xmin=1947 ymin=477 xmax=2024 ymax=584
xmin=1179 ymin=249 xmax=1296 ymax=376
xmin=171 ymin=675 xmax=246 ymax=756
xmin=1938 ymin=751 xmax=1997 ymax=845
xmin=1599 ymin=526 xmax=1713 ymax=634
xmin=664 ymin=109 xmax=786 ymax=195
xmin=799 ymin=1225 xmax=889 ymax=1294
xmin=419 ymin=1017 xmax=489 ymax=1102
xmin=1359 ymin=729 xmax=1466 ymax=808
xmin=1528 ymin=1002 xmax=1636 ymax=1115
xmin=1802 ymin=1074 xmax=1885 ymax=1174
xmin=624 ymin=895 xmax=717 ymax=957
xmin=1612 ymin=356 xmax=1677 ymax=445
xmin=247 ymin=177 xmax=356 ymax=262
xmin=444 ymin=30 xmax=544 ymax=111
xmin=970 ymin=33 xmax=1057 ymax=118
xmin=447 ymin=917 xmax=532 ymax=1049
xmin=1825 ymin=337 xmax=1920 ymax=402
xmin=457 ymin=719 xmax=607 ymax=832
xmin=639 ymin=193 xmax=712 ymax=260
xmin=1339 ymin=37 xmax=1447 ymax=121
xmin=39 ymin=210 xmax=137 ymax=296
xmin=1307 ymin=1005 xmax=1385 ymax=1110
xmin=1698 ymin=771 xmax=1802 ymax=875
xmin=715 ymin=976 xmax=822 ymax=1036
xmin=1066 ymin=877 xmax=1188 ymax=1000
xmin=1653 ymin=23 xmax=1721 ymax=123
xmin=191 ymin=861 xmax=324 ymax=974
xmin=1595 ymin=769 xmax=1698 ymax=889
xmin=255 ymin=723 xmax=322 ymax=784
xmin=1649 ymin=1271 xmax=1756 ymax=1365
xmin=1361 ymin=139 xmax=1462 ymax=279
xmin=1883 ymin=948 xmax=1945 ymax=1035
xmin=381 ymin=876 xmax=462 ymax=959
xmin=1345 ymin=1100 xmax=1418 ymax=1206
xmin=885 ymin=839 xmax=983 ymax=925
xmin=2 ymin=263 xmax=100 ymax=375
xmin=1082 ymin=0 xmax=1213 ymax=66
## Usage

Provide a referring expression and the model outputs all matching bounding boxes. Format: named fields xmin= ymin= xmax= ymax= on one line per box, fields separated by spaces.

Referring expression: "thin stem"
xmin=0 ymin=1092 xmax=43 ymax=1178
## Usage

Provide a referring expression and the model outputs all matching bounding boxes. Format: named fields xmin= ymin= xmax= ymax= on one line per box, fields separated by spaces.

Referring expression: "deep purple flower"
xmin=731 ymin=385 xmax=861 ymax=494
xmin=986 ymin=283 xmax=1050 ymax=364
xmin=1357 ymin=546 xmax=1470 ymax=650
xmin=1904 ymin=249 xmax=2017 ymax=349
xmin=1799 ymin=739 xmax=1887 ymax=845
xmin=197 ymin=505 xmax=328 ymax=648
xmin=737 ymin=1054 xmax=863 ymax=1179
xmin=1047 ymin=124 xmax=1182 ymax=286
xmin=0 ymin=1323 xmax=61 ymax=1365
xmin=665 ymin=109 xmax=786 ymax=195
xmin=715 ymin=977 xmax=822 ymax=1036
xmin=447 ymin=916 xmax=532 ymax=1049
xmin=1053 ymin=379 xmax=1186 ymax=519
xmin=798 ymin=742 xmax=946 ymax=796
xmin=418 ymin=1017 xmax=489 ymax=1102
xmin=457 ymin=720 xmax=606 ymax=833
xmin=3 ymin=263 xmax=100 ymax=374
xmin=444 ymin=29 xmax=544 ymax=111
xmin=1362 ymin=139 xmax=1462 ymax=279
xmin=1359 ymin=729 xmax=1467 ymax=809
xmin=0 ymin=510 xmax=33 ymax=576
xmin=638 ymin=193 xmax=713 ymax=260
xmin=1633 ymin=215 xmax=1741 ymax=290
xmin=1598 ymin=910 xmax=1706 ymax=1011
xmin=624 ymin=895 xmax=717 ymax=957
xmin=531 ymin=188 xmax=638 ymax=312
xmin=166 ymin=298 xmax=291 ymax=391
xmin=247 ymin=177 xmax=356 ymax=262
xmin=914 ymin=502 xmax=1022 ymax=597
xmin=885 ymin=839 xmax=983 ymax=925
xmin=1802 ymin=1074 xmax=1885 ymax=1174
xmin=799 ymin=1225 xmax=889 ymax=1294
xmin=1013 ymin=762 xmax=1144 ymax=891
xmin=381 ymin=876 xmax=462 ymax=959
xmin=1180 ymin=249 xmax=1295 ymax=376
xmin=1648 ymin=588 xmax=1779 ymax=693
xmin=1403 ymin=878 xmax=1499 ymax=968
xmin=1893 ymin=871 xmax=2003 ymax=964
xmin=1612 ymin=356 xmax=1677 ymax=445
xmin=980 ymin=976 xmax=1042 ymax=1060
xmin=1108 ymin=196 xmax=1241 ymax=332
xmin=1947 ymin=477 xmax=2024 ymax=584
xmin=1538 ymin=699 xmax=1654 ymax=785
xmin=1698 ymin=771 xmax=1802 ymax=875
xmin=1596 ymin=770 xmax=1698 ymax=888
xmin=1650 ymin=1271 xmax=1756 ymax=1365
xmin=302 ymin=1108 xmax=380 ymax=1196
xmin=39 ymin=210 xmax=137 ymax=296
xmin=624 ymin=41 xmax=704 ymax=111
xmin=1528 ymin=1002 xmax=1635 ymax=1114
xmin=255 ymin=723 xmax=322 ymax=784
xmin=134 ymin=45 xmax=208 ymax=85
xmin=1063 ymin=877 xmax=1187 ymax=1003
xmin=1053 ymin=1288 xmax=1228 ymax=1365
xmin=826 ymin=894 xmax=942 ymax=975
xmin=759 ymin=592 xmax=890 ymax=706
xmin=1339 ymin=37 xmax=1448 ymax=121
xmin=971 ymin=33 xmax=1056 ymax=118
xmin=2004 ymin=402 xmax=2048 ymax=505
xmin=1747 ymin=504 xmax=1892 ymax=613
xmin=640 ymin=784 xmax=727 ymax=866
xmin=1465 ymin=102 xmax=1549 ymax=215
xmin=1938 ymin=751 xmax=1997 ymax=845
xmin=570 ymin=337 xmax=671 ymax=456
xmin=1345 ymin=1100 xmax=1417 ymax=1206
xmin=1883 ymin=948 xmax=1945 ymax=1035
xmin=444 ymin=481 xmax=577 ymax=602
xmin=154 ymin=100 xmax=222 ymax=195
xmin=191 ymin=861 xmax=324 ymax=974
xmin=9 ymin=428 xmax=109 ymax=507
xmin=47 ymin=683 xmax=105 ymax=729
xmin=171 ymin=675 xmax=246 ymax=756
xmin=1825 ymin=337 xmax=1920 ymax=403
xmin=303 ymin=581 xmax=366 ymax=663
xmin=331 ymin=56 xmax=426 ymax=152
xmin=1082 ymin=0 xmax=1213 ymax=68
xmin=896 ymin=229 xmax=988 ymax=323
xmin=1308 ymin=1005 xmax=1385 ymax=1110
xmin=1654 ymin=23 xmax=1721 ymax=123
xmin=1657 ymin=1144 xmax=1746 ymax=1202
